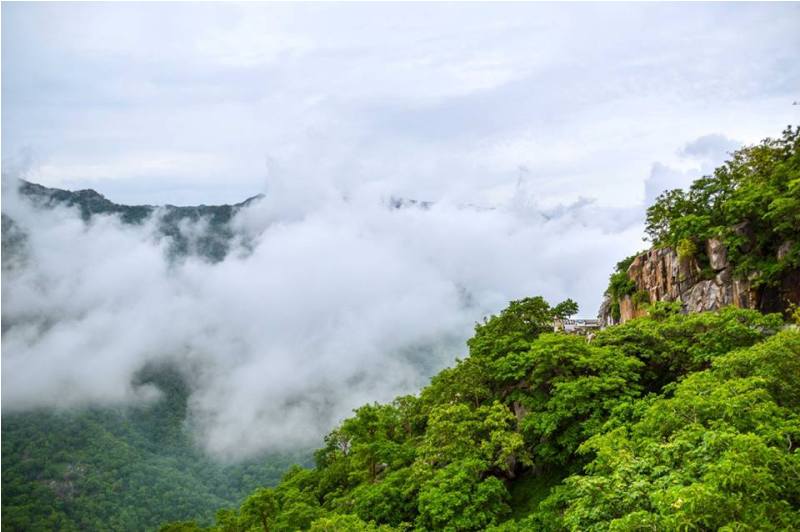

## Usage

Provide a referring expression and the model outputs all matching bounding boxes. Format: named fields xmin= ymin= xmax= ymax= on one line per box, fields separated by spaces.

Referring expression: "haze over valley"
xmin=2 ymin=3 xmax=799 ymax=531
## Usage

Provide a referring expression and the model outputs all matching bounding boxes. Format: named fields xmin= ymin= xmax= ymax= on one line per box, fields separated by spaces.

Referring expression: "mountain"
xmin=4 ymin=179 xmax=264 ymax=262
xmin=155 ymin=126 xmax=800 ymax=531
xmin=3 ymin=126 xmax=799 ymax=531
xmin=1 ymin=182 xmax=311 ymax=531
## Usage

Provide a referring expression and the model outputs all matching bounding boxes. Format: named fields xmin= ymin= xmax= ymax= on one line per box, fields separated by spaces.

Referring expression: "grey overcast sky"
xmin=3 ymin=2 xmax=799 ymax=206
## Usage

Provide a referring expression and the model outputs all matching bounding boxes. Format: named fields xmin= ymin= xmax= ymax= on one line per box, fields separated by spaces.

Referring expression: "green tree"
xmin=239 ymin=488 xmax=278 ymax=532
xmin=538 ymin=329 xmax=800 ymax=531
xmin=644 ymin=125 xmax=800 ymax=286
xmin=308 ymin=513 xmax=400 ymax=531
xmin=416 ymin=458 xmax=510 ymax=532
xmin=417 ymin=401 xmax=528 ymax=477
xmin=468 ymin=296 xmax=570 ymax=362
xmin=552 ymin=298 xmax=579 ymax=319
xmin=593 ymin=306 xmax=782 ymax=392
xmin=492 ymin=334 xmax=643 ymax=466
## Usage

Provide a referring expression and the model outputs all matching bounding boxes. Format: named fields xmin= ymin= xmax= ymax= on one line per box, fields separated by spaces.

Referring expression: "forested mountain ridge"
xmin=3 ymin=127 xmax=798 ymax=531
xmin=158 ymin=127 xmax=800 ymax=531
xmin=1 ymin=183 xmax=306 ymax=531
xmin=2 ymin=179 xmax=264 ymax=262
xmin=161 ymin=304 xmax=799 ymax=532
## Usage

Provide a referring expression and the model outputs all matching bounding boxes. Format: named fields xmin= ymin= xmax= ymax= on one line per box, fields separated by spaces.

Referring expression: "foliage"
xmin=536 ymin=330 xmax=800 ymax=531
xmin=604 ymin=255 xmax=638 ymax=321
xmin=1 ymin=368 xmax=310 ymax=532
xmin=308 ymin=513 xmax=401 ymax=531
xmin=551 ymin=298 xmax=579 ymax=319
xmin=645 ymin=125 xmax=800 ymax=284
xmin=159 ymin=297 xmax=796 ymax=532
xmin=676 ymin=237 xmax=698 ymax=260
xmin=593 ymin=305 xmax=782 ymax=392
xmin=240 ymin=488 xmax=279 ymax=531
xmin=416 ymin=459 xmax=510 ymax=531
xmin=493 ymin=334 xmax=642 ymax=466
xmin=467 ymin=295 xmax=577 ymax=362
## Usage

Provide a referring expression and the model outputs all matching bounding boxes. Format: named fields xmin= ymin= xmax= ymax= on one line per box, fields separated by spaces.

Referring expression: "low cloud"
xmin=1 ymin=176 xmax=641 ymax=460
xmin=644 ymin=133 xmax=740 ymax=204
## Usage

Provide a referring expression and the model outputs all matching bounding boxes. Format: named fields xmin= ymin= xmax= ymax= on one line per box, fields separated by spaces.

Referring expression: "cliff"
xmin=599 ymin=235 xmax=800 ymax=325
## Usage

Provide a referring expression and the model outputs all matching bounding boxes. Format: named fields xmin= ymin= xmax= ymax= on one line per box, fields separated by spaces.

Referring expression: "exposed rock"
xmin=707 ymin=238 xmax=727 ymax=271
xmin=684 ymin=280 xmax=723 ymax=312
xmin=625 ymin=247 xmax=701 ymax=304
xmin=778 ymin=240 xmax=794 ymax=261
xmin=597 ymin=295 xmax=615 ymax=327
xmin=715 ymin=267 xmax=732 ymax=284
xmin=631 ymin=244 xmax=751 ymax=315
xmin=618 ymin=295 xmax=648 ymax=323
xmin=599 ymin=233 xmax=800 ymax=326
xmin=732 ymin=278 xmax=754 ymax=308
xmin=732 ymin=221 xmax=755 ymax=253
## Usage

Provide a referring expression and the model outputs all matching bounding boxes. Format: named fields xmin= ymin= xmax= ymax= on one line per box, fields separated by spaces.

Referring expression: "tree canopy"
xmin=644 ymin=125 xmax=799 ymax=284
xmin=159 ymin=300 xmax=799 ymax=531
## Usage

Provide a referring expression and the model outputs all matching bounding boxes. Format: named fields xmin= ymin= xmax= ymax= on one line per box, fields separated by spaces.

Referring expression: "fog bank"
xmin=1 ymin=176 xmax=641 ymax=459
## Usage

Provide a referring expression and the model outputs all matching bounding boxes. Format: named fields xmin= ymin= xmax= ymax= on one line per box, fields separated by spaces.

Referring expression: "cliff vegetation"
xmin=602 ymin=126 xmax=800 ymax=324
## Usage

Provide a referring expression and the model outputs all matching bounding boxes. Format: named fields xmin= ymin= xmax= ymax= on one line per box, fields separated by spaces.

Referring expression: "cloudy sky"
xmin=3 ymin=2 xmax=798 ymax=206
xmin=2 ymin=3 xmax=799 ymax=457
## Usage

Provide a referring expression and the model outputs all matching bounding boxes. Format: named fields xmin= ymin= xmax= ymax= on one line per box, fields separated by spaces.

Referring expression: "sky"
xmin=2 ymin=2 xmax=800 ymax=458
xmin=3 ymin=2 xmax=798 ymax=206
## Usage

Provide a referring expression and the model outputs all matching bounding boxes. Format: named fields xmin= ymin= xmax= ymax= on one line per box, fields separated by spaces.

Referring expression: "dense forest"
xmin=158 ymin=127 xmax=800 ymax=531
xmin=1 ymin=365 xmax=311 ymax=531
xmin=158 ymin=304 xmax=799 ymax=532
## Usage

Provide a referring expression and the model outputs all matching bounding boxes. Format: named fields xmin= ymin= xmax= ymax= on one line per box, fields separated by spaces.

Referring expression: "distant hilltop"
xmin=3 ymin=179 xmax=264 ymax=262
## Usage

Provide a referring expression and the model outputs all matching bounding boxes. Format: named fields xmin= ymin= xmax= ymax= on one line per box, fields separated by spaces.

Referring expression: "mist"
xmin=1 ymin=174 xmax=641 ymax=460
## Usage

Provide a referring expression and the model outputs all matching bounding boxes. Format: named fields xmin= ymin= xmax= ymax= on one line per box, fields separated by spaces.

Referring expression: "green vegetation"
xmin=7 ymin=127 xmax=800 ymax=530
xmin=604 ymin=255 xmax=638 ymax=322
xmin=1 ymin=367 xmax=310 ymax=531
xmin=645 ymin=126 xmax=800 ymax=284
xmin=161 ymin=301 xmax=797 ymax=531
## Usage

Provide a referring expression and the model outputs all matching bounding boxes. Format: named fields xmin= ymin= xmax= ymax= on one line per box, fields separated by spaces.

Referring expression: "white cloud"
xmin=1 ymin=177 xmax=641 ymax=459
xmin=2 ymin=2 xmax=799 ymax=460
xmin=3 ymin=3 xmax=798 ymax=205
xmin=644 ymin=133 xmax=741 ymax=205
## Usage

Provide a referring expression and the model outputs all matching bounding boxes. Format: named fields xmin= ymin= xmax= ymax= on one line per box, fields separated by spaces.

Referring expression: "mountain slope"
xmin=1 ymin=366 xmax=311 ymax=531
xmin=157 ymin=126 xmax=800 ymax=531
xmin=1 ymin=184 xmax=307 ymax=531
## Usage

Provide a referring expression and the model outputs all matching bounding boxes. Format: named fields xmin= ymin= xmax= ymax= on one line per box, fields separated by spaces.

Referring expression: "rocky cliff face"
xmin=599 ymin=237 xmax=799 ymax=325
